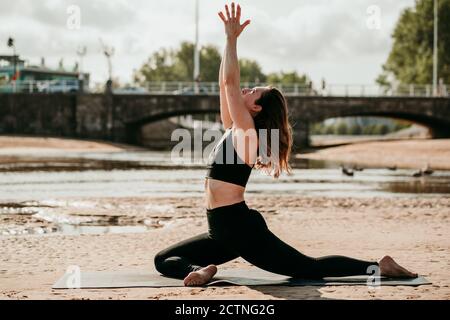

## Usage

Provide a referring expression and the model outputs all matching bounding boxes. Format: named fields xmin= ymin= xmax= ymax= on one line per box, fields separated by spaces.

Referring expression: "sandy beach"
xmin=0 ymin=136 xmax=449 ymax=300
xmin=0 ymin=195 xmax=449 ymax=300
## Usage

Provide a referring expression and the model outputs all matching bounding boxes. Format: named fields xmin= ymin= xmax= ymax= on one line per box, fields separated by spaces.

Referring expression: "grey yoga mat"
xmin=52 ymin=267 xmax=431 ymax=289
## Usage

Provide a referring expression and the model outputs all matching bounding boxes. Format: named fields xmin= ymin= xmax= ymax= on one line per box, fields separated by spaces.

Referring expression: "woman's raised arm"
xmin=218 ymin=3 xmax=253 ymax=132
xmin=219 ymin=49 xmax=232 ymax=130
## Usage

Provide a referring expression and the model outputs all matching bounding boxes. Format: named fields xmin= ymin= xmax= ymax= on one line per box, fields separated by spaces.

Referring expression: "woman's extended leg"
xmin=229 ymin=210 xmax=378 ymax=279
xmin=239 ymin=227 xmax=378 ymax=279
xmin=154 ymin=232 xmax=239 ymax=280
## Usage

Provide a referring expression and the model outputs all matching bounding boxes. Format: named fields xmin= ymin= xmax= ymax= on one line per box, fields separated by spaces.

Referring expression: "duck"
xmin=422 ymin=163 xmax=434 ymax=175
xmin=412 ymin=170 xmax=423 ymax=178
xmin=341 ymin=165 xmax=354 ymax=177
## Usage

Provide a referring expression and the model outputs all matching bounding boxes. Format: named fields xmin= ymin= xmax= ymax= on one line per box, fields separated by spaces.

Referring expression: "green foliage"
xmin=377 ymin=0 xmax=450 ymax=85
xmin=266 ymin=71 xmax=310 ymax=85
xmin=199 ymin=46 xmax=222 ymax=82
xmin=239 ymin=59 xmax=267 ymax=83
xmin=325 ymin=126 xmax=334 ymax=135
xmin=133 ymin=42 xmax=222 ymax=83
xmin=371 ymin=124 xmax=390 ymax=135
xmin=311 ymin=119 xmax=411 ymax=136
xmin=348 ymin=124 xmax=362 ymax=135
xmin=133 ymin=48 xmax=181 ymax=82
xmin=311 ymin=123 xmax=325 ymax=135
xmin=133 ymin=42 xmax=309 ymax=85
xmin=334 ymin=122 xmax=348 ymax=135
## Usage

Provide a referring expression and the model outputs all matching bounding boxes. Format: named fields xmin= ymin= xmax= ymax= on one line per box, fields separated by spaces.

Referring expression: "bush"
xmin=348 ymin=124 xmax=362 ymax=135
xmin=325 ymin=125 xmax=334 ymax=135
xmin=334 ymin=122 xmax=348 ymax=135
xmin=371 ymin=124 xmax=390 ymax=135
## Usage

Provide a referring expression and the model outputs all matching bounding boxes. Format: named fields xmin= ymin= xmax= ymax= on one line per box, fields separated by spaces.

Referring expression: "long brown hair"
xmin=253 ymin=87 xmax=293 ymax=178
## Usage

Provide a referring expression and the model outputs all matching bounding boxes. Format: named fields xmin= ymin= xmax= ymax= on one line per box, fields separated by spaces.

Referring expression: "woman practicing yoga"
xmin=154 ymin=3 xmax=417 ymax=286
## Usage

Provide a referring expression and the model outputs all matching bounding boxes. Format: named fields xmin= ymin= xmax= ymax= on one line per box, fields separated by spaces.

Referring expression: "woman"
xmin=154 ymin=3 xmax=417 ymax=286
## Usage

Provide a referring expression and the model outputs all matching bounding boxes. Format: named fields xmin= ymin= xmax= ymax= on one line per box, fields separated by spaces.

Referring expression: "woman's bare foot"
xmin=183 ymin=265 xmax=218 ymax=287
xmin=378 ymin=255 xmax=418 ymax=278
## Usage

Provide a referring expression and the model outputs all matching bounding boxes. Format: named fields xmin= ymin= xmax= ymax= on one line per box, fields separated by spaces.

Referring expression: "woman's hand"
xmin=218 ymin=2 xmax=251 ymax=39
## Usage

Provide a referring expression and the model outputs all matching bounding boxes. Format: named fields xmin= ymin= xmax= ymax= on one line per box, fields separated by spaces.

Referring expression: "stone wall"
xmin=1 ymin=93 xmax=449 ymax=149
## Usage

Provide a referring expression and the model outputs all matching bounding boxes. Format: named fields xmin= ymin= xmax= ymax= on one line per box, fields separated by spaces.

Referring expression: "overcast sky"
xmin=0 ymin=0 xmax=415 ymax=86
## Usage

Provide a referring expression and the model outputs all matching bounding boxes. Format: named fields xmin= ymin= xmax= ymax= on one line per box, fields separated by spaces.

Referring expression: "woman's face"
xmin=241 ymin=86 xmax=270 ymax=115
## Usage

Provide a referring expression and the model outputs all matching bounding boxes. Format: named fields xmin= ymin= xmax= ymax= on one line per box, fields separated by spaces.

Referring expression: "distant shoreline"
xmin=298 ymin=138 xmax=450 ymax=170
xmin=0 ymin=135 xmax=145 ymax=152
xmin=1 ymin=135 xmax=449 ymax=171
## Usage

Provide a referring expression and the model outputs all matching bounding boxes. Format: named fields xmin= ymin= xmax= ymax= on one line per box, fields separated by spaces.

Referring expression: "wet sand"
xmin=298 ymin=139 xmax=450 ymax=170
xmin=0 ymin=195 xmax=449 ymax=300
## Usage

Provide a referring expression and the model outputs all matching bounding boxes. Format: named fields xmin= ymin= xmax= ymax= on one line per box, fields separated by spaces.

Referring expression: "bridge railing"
xmin=324 ymin=83 xmax=449 ymax=97
xmin=144 ymin=81 xmax=316 ymax=96
xmin=143 ymin=82 xmax=449 ymax=97
xmin=0 ymin=79 xmax=82 ymax=93
xmin=1 ymin=80 xmax=448 ymax=97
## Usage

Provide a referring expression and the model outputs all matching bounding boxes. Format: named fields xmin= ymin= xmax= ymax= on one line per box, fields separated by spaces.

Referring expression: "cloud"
xmin=0 ymin=0 xmax=416 ymax=85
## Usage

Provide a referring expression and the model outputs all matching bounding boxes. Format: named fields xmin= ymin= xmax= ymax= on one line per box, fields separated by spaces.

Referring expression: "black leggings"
xmin=154 ymin=201 xmax=378 ymax=280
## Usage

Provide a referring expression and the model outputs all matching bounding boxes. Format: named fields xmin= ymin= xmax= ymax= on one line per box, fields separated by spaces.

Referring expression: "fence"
xmin=1 ymin=80 xmax=448 ymax=97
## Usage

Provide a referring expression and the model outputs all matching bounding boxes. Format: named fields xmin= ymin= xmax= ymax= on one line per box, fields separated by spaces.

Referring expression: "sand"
xmin=0 ymin=136 xmax=449 ymax=300
xmin=0 ymin=136 xmax=142 ymax=153
xmin=0 ymin=195 xmax=449 ymax=300
xmin=298 ymin=139 xmax=450 ymax=170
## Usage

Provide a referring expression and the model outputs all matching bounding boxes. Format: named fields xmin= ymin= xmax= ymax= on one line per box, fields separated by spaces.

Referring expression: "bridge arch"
xmin=124 ymin=109 xmax=220 ymax=145
xmin=310 ymin=111 xmax=450 ymax=138
xmin=112 ymin=95 xmax=450 ymax=147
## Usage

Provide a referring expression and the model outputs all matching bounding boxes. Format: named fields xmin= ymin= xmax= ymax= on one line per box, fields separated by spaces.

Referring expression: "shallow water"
xmin=1 ymin=166 xmax=449 ymax=200
xmin=1 ymin=150 xmax=449 ymax=235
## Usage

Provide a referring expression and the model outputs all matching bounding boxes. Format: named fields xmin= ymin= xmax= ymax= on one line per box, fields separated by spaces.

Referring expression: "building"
xmin=0 ymin=55 xmax=89 ymax=93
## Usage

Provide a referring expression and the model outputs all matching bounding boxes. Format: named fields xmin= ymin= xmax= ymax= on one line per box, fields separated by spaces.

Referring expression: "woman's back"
xmin=204 ymin=127 xmax=256 ymax=209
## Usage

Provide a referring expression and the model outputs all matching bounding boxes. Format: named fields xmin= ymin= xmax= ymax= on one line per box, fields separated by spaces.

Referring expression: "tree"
xmin=325 ymin=125 xmax=334 ymax=135
xmin=377 ymin=0 xmax=450 ymax=86
xmin=334 ymin=122 xmax=348 ymax=135
xmin=372 ymin=124 xmax=390 ymax=135
xmin=239 ymin=59 xmax=266 ymax=83
xmin=134 ymin=42 xmax=267 ymax=84
xmin=349 ymin=124 xmax=362 ymax=135
xmin=266 ymin=71 xmax=310 ymax=85
xmin=311 ymin=123 xmax=325 ymax=135
xmin=199 ymin=46 xmax=222 ymax=82
xmin=134 ymin=42 xmax=313 ymax=86
xmin=133 ymin=48 xmax=181 ymax=83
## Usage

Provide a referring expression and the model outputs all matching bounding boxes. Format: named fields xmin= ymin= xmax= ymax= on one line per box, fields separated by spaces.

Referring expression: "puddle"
xmin=0 ymin=200 xmax=174 ymax=236
xmin=55 ymin=224 xmax=153 ymax=235
xmin=380 ymin=180 xmax=450 ymax=194
xmin=0 ymin=219 xmax=172 ymax=236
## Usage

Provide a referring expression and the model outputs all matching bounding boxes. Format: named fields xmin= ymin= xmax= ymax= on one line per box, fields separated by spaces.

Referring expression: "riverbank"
xmin=0 ymin=195 xmax=448 ymax=300
xmin=298 ymin=139 xmax=450 ymax=170
xmin=2 ymin=136 xmax=449 ymax=171
xmin=0 ymin=136 xmax=143 ymax=153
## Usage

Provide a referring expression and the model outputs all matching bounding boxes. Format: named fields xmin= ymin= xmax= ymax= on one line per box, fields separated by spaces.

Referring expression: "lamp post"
xmin=433 ymin=0 xmax=438 ymax=96
xmin=99 ymin=38 xmax=115 ymax=92
xmin=76 ymin=46 xmax=87 ymax=75
xmin=7 ymin=37 xmax=17 ymax=92
xmin=76 ymin=46 xmax=87 ymax=93
xmin=194 ymin=0 xmax=200 ymax=88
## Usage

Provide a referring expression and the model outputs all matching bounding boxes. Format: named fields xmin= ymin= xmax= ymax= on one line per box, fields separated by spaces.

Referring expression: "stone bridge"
xmin=1 ymin=93 xmax=449 ymax=149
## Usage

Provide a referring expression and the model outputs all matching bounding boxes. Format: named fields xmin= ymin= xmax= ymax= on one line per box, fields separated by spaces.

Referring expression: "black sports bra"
xmin=205 ymin=128 xmax=254 ymax=188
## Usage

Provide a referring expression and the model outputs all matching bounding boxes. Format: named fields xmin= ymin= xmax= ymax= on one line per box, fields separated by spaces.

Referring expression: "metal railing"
xmin=144 ymin=81 xmax=315 ymax=95
xmin=142 ymin=81 xmax=449 ymax=97
xmin=322 ymin=83 xmax=449 ymax=97
xmin=1 ymin=80 xmax=448 ymax=97
xmin=0 ymin=79 xmax=82 ymax=93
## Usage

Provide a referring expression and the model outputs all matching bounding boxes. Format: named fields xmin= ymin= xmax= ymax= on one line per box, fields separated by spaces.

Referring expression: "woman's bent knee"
xmin=154 ymin=251 xmax=167 ymax=274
